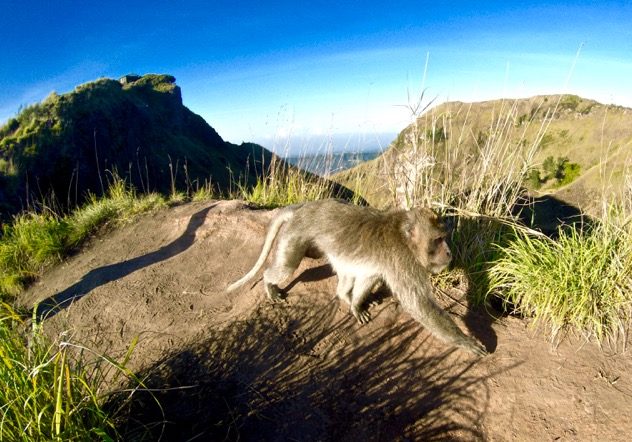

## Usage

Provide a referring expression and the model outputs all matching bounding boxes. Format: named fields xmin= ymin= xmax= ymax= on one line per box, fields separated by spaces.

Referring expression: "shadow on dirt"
xmin=285 ymin=263 xmax=335 ymax=291
xmin=108 ymin=301 xmax=492 ymax=441
xmin=34 ymin=204 xmax=216 ymax=320
xmin=513 ymin=194 xmax=592 ymax=236
xmin=287 ymin=261 xmax=497 ymax=357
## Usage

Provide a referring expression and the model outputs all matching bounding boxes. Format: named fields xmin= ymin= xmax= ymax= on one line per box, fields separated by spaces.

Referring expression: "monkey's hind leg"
xmin=263 ymin=235 xmax=307 ymax=302
xmin=336 ymin=274 xmax=354 ymax=305
xmin=350 ymin=276 xmax=380 ymax=324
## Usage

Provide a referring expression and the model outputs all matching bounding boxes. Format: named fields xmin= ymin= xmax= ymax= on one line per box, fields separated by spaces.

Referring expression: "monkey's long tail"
xmin=226 ymin=208 xmax=295 ymax=292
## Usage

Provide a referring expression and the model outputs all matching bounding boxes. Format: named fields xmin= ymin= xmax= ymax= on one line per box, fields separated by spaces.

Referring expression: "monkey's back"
xmin=287 ymin=199 xmax=406 ymax=263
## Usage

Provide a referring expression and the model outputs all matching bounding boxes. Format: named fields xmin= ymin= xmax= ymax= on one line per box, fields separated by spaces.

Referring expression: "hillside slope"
xmin=0 ymin=74 xmax=272 ymax=217
xmin=335 ymin=95 xmax=632 ymax=211
xmin=18 ymin=200 xmax=632 ymax=441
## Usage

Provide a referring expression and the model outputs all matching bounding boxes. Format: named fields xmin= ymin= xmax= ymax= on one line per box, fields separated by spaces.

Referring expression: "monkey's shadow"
xmin=107 ymin=300 xmax=497 ymax=441
xmin=462 ymin=295 xmax=498 ymax=354
xmin=284 ymin=263 xmax=334 ymax=292
xmin=32 ymin=204 xmax=216 ymax=321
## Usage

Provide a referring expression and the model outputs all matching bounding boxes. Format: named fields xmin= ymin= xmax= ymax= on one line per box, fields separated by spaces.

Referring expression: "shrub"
xmin=559 ymin=94 xmax=581 ymax=112
xmin=559 ymin=162 xmax=581 ymax=186
xmin=526 ymin=169 xmax=543 ymax=189
xmin=0 ymin=214 xmax=69 ymax=296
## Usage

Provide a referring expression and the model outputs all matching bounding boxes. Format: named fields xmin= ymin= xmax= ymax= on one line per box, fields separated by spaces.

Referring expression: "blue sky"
xmin=1 ymin=1 xmax=631 ymax=152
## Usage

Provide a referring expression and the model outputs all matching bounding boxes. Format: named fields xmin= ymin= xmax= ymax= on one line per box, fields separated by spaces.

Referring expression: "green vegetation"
xmin=559 ymin=94 xmax=582 ymax=112
xmin=559 ymin=161 xmax=582 ymax=186
xmin=489 ymin=215 xmax=632 ymax=343
xmin=527 ymin=169 xmax=543 ymax=189
xmin=238 ymin=155 xmax=363 ymax=208
xmin=0 ymin=74 xmax=272 ymax=217
xmin=0 ymin=302 xmax=131 ymax=440
xmin=527 ymin=155 xmax=582 ymax=189
xmin=0 ymin=177 xmax=166 ymax=299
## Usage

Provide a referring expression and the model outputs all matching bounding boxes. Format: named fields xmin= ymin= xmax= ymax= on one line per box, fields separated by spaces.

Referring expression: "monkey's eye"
xmin=433 ymin=236 xmax=445 ymax=246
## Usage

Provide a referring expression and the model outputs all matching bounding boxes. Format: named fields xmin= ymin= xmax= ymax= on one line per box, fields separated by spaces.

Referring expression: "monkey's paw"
xmin=367 ymin=298 xmax=382 ymax=308
xmin=461 ymin=337 xmax=488 ymax=357
xmin=351 ymin=307 xmax=371 ymax=324
xmin=265 ymin=285 xmax=287 ymax=303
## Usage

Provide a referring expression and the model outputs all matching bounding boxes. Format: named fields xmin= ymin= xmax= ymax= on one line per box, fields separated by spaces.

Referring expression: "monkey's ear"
xmin=402 ymin=211 xmax=421 ymax=242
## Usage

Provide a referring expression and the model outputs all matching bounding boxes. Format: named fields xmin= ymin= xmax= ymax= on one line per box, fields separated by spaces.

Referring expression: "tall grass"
xmin=381 ymin=93 xmax=557 ymax=304
xmin=489 ymin=219 xmax=632 ymax=345
xmin=0 ymin=176 xmax=166 ymax=299
xmin=0 ymin=302 xmax=129 ymax=440
xmin=488 ymin=185 xmax=632 ymax=346
xmin=387 ymin=93 xmax=553 ymax=216
xmin=67 ymin=176 xmax=167 ymax=246
xmin=0 ymin=214 xmax=69 ymax=296
xmin=238 ymin=152 xmax=364 ymax=207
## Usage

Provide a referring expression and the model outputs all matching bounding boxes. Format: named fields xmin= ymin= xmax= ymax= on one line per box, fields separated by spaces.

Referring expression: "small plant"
xmin=192 ymin=180 xmax=216 ymax=202
xmin=559 ymin=161 xmax=581 ymax=186
xmin=559 ymin=94 xmax=581 ymax=112
xmin=526 ymin=169 xmax=543 ymax=189
xmin=0 ymin=213 xmax=69 ymax=296
xmin=542 ymin=155 xmax=559 ymax=179
xmin=534 ymin=156 xmax=581 ymax=188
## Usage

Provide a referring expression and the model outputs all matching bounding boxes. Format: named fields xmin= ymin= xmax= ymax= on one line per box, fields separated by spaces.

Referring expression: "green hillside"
xmin=335 ymin=95 xmax=632 ymax=213
xmin=0 ymin=74 xmax=272 ymax=217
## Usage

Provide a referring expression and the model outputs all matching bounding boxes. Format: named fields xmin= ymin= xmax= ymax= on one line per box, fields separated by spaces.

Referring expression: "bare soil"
xmin=19 ymin=200 xmax=632 ymax=441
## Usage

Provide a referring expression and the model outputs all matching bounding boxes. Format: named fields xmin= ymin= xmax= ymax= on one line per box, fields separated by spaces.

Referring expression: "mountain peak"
xmin=0 ymin=74 xmax=271 ymax=217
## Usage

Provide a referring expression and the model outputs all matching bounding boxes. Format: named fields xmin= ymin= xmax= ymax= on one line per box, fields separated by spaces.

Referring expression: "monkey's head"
xmin=403 ymin=208 xmax=452 ymax=274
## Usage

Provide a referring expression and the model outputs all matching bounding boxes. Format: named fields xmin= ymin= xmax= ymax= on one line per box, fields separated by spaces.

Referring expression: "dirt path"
xmin=19 ymin=200 xmax=632 ymax=441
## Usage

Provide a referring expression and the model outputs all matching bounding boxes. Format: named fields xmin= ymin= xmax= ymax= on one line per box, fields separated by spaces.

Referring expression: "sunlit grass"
xmin=383 ymin=95 xmax=555 ymax=307
xmin=488 ymin=210 xmax=632 ymax=345
xmin=238 ymin=155 xmax=354 ymax=207
xmin=0 ymin=303 xmax=132 ymax=440
xmin=0 ymin=214 xmax=69 ymax=297
xmin=0 ymin=176 xmax=167 ymax=299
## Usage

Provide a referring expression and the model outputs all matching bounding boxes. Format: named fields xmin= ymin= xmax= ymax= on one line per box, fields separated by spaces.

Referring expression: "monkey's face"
xmin=406 ymin=208 xmax=452 ymax=274
xmin=425 ymin=233 xmax=452 ymax=274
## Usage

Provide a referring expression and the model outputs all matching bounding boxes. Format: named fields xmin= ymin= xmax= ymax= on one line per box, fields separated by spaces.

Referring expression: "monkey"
xmin=227 ymin=199 xmax=487 ymax=356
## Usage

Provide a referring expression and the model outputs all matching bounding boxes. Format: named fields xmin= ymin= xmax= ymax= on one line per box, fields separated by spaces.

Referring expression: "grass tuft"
xmin=238 ymin=156 xmax=341 ymax=207
xmin=0 ymin=214 xmax=69 ymax=296
xmin=488 ymin=219 xmax=632 ymax=345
